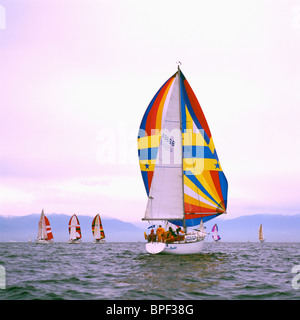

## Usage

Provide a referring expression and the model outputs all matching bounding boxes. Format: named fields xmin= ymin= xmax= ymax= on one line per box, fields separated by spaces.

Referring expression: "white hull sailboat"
xmin=37 ymin=239 xmax=53 ymax=244
xmin=146 ymin=229 xmax=206 ymax=255
xmin=92 ymin=214 xmax=106 ymax=244
xmin=68 ymin=239 xmax=82 ymax=244
xmin=146 ymin=240 xmax=205 ymax=255
xmin=36 ymin=210 xmax=54 ymax=244
xmin=138 ymin=64 xmax=228 ymax=255
xmin=68 ymin=214 xmax=82 ymax=244
xmin=93 ymin=239 xmax=105 ymax=244
xmin=259 ymin=224 xmax=265 ymax=243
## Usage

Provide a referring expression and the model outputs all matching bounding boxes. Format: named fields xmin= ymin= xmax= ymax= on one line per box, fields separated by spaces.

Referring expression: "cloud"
xmin=0 ymin=184 xmax=34 ymax=204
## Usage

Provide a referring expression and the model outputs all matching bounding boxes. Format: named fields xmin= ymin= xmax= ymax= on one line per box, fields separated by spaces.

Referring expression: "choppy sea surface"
xmin=0 ymin=242 xmax=299 ymax=300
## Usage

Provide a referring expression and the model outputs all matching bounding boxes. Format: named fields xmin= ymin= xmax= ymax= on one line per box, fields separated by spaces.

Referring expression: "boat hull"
xmin=68 ymin=239 xmax=82 ymax=244
xmin=146 ymin=238 xmax=205 ymax=255
xmin=93 ymin=239 xmax=106 ymax=243
xmin=36 ymin=239 xmax=53 ymax=244
xmin=146 ymin=242 xmax=166 ymax=254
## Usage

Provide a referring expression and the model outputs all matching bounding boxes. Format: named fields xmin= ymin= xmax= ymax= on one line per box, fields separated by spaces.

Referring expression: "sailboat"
xmin=36 ymin=209 xmax=54 ymax=244
xmin=212 ymin=224 xmax=221 ymax=242
xmin=138 ymin=64 xmax=228 ymax=254
xmin=68 ymin=214 xmax=82 ymax=244
xmin=258 ymin=224 xmax=265 ymax=243
xmin=92 ymin=214 xmax=106 ymax=243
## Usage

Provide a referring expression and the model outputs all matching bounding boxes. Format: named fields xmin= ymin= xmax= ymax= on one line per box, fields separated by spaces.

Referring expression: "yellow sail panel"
xmin=184 ymin=176 xmax=221 ymax=209
xmin=184 ymin=193 xmax=219 ymax=211
xmin=183 ymin=130 xmax=207 ymax=147
xmin=138 ymin=134 xmax=161 ymax=150
xmin=139 ymin=159 xmax=156 ymax=172
xmin=194 ymin=170 xmax=225 ymax=209
xmin=183 ymin=158 xmax=223 ymax=174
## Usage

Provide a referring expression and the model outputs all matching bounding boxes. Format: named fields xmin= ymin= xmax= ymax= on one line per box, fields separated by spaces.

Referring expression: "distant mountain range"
xmin=0 ymin=213 xmax=299 ymax=242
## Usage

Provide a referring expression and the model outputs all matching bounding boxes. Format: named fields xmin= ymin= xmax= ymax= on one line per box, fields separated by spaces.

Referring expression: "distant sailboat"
xmin=212 ymin=224 xmax=221 ymax=242
xmin=138 ymin=65 xmax=228 ymax=254
xmin=92 ymin=214 xmax=106 ymax=243
xmin=258 ymin=224 xmax=265 ymax=243
xmin=68 ymin=214 xmax=82 ymax=244
xmin=36 ymin=209 xmax=54 ymax=244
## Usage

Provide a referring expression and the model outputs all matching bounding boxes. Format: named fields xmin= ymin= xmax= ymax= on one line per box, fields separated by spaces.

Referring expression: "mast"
xmin=177 ymin=62 xmax=186 ymax=232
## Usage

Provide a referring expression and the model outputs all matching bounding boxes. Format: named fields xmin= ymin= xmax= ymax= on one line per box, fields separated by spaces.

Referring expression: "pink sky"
xmin=1 ymin=0 xmax=300 ymax=222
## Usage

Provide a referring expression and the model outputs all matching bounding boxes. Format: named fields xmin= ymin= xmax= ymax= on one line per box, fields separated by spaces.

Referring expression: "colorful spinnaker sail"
xmin=92 ymin=214 xmax=105 ymax=240
xmin=138 ymin=67 xmax=228 ymax=228
xmin=68 ymin=214 xmax=82 ymax=241
xmin=212 ymin=224 xmax=221 ymax=242
xmin=37 ymin=209 xmax=54 ymax=242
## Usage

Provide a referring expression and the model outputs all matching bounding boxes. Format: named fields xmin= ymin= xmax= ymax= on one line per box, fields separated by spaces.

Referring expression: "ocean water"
xmin=0 ymin=241 xmax=299 ymax=300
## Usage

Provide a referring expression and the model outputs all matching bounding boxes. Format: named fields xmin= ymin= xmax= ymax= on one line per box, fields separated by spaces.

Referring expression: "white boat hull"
xmin=36 ymin=239 xmax=53 ymax=244
xmin=146 ymin=237 xmax=205 ymax=255
xmin=93 ymin=239 xmax=106 ymax=243
xmin=68 ymin=239 xmax=82 ymax=244
xmin=146 ymin=242 xmax=166 ymax=254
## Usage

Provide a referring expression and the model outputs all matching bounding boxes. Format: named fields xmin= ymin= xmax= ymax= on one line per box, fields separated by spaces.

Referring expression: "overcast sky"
xmin=0 ymin=0 xmax=300 ymax=222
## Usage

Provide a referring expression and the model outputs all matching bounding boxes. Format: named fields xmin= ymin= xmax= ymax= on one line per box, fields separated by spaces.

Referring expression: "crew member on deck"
xmin=165 ymin=227 xmax=176 ymax=243
xmin=156 ymin=225 xmax=165 ymax=242
xmin=147 ymin=229 xmax=156 ymax=242
xmin=175 ymin=226 xmax=185 ymax=241
xmin=176 ymin=226 xmax=184 ymax=235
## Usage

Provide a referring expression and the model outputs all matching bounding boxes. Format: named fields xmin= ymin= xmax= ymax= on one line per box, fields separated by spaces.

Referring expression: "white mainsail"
xmin=198 ymin=219 xmax=207 ymax=238
xmin=37 ymin=217 xmax=43 ymax=240
xmin=70 ymin=223 xmax=76 ymax=240
xmin=94 ymin=215 xmax=101 ymax=239
xmin=94 ymin=223 xmax=101 ymax=240
xmin=144 ymin=75 xmax=184 ymax=221
xmin=259 ymin=224 xmax=264 ymax=242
